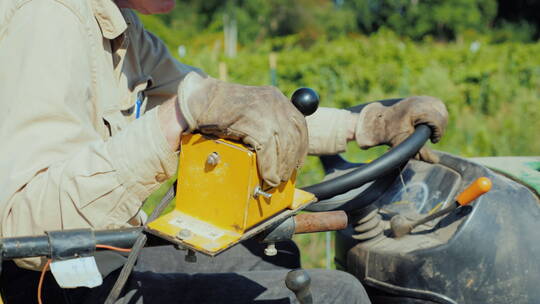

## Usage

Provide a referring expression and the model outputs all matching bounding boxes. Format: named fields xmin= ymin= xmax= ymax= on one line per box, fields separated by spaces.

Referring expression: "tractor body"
xmin=335 ymin=153 xmax=540 ymax=304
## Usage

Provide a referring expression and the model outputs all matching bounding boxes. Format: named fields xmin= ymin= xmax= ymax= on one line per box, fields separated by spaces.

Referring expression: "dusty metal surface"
xmin=337 ymin=152 xmax=540 ymax=304
xmin=471 ymin=156 xmax=540 ymax=196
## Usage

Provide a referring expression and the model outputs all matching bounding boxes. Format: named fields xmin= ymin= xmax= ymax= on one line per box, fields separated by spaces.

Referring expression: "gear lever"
xmin=291 ymin=87 xmax=319 ymax=116
xmin=285 ymin=269 xmax=313 ymax=304
xmin=391 ymin=177 xmax=492 ymax=238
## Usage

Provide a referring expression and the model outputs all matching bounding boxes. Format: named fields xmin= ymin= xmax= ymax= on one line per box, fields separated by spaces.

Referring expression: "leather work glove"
xmin=354 ymin=96 xmax=448 ymax=163
xmin=178 ymin=72 xmax=308 ymax=187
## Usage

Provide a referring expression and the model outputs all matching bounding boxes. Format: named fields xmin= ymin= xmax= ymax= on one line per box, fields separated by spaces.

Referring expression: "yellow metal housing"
xmin=147 ymin=134 xmax=315 ymax=255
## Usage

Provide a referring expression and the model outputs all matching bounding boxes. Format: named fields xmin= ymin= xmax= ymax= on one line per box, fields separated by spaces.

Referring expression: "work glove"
xmin=178 ymin=72 xmax=308 ymax=187
xmin=354 ymin=96 xmax=448 ymax=163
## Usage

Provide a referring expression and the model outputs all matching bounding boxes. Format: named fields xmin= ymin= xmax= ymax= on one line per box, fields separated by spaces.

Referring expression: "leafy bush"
xmin=167 ymin=32 xmax=539 ymax=185
xmin=348 ymin=0 xmax=498 ymax=41
xmin=146 ymin=0 xmax=540 ymax=44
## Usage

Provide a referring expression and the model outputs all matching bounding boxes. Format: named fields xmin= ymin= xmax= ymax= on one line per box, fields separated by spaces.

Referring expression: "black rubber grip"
xmin=0 ymin=228 xmax=149 ymax=259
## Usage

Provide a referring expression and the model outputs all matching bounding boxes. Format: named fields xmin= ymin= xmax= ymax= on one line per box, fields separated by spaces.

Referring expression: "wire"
xmin=38 ymin=259 xmax=51 ymax=304
xmin=96 ymin=244 xmax=132 ymax=253
xmin=35 ymin=245 xmax=131 ymax=304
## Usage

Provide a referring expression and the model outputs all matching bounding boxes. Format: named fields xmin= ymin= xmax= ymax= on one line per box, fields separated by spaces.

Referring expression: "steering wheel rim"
xmin=302 ymin=124 xmax=432 ymax=204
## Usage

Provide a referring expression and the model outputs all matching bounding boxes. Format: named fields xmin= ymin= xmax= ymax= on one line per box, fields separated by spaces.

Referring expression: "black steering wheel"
xmin=290 ymin=89 xmax=432 ymax=212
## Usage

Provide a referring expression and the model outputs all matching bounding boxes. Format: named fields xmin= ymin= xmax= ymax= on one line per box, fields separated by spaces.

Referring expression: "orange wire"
xmin=38 ymin=259 xmax=51 ymax=304
xmin=95 ymin=244 xmax=132 ymax=253
xmin=36 ymin=245 xmax=131 ymax=304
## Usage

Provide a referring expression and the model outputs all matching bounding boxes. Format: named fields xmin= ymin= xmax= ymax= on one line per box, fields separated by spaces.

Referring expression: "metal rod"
xmin=410 ymin=202 xmax=459 ymax=228
xmin=294 ymin=211 xmax=348 ymax=234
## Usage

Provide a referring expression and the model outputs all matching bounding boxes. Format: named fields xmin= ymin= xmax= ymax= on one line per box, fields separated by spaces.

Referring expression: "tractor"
xmin=0 ymin=89 xmax=538 ymax=304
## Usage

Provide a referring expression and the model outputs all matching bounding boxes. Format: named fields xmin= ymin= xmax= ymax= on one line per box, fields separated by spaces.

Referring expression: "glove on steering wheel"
xmin=355 ymin=96 xmax=448 ymax=163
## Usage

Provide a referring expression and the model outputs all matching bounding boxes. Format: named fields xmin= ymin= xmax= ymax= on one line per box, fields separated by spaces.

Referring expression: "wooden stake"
xmin=219 ymin=62 xmax=228 ymax=82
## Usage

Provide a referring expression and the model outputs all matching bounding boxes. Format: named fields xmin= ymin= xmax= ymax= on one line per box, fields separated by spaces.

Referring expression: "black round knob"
xmin=285 ymin=269 xmax=313 ymax=304
xmin=291 ymin=88 xmax=319 ymax=116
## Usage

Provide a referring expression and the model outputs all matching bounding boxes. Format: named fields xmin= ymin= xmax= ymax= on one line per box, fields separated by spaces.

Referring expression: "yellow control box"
xmin=147 ymin=134 xmax=315 ymax=255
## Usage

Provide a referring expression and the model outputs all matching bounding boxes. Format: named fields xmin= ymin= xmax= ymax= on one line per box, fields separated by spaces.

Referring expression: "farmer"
xmin=0 ymin=0 xmax=447 ymax=303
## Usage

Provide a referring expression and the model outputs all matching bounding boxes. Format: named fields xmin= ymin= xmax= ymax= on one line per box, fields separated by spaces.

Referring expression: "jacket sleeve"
xmin=0 ymin=1 xmax=177 ymax=269
xmin=306 ymin=107 xmax=354 ymax=155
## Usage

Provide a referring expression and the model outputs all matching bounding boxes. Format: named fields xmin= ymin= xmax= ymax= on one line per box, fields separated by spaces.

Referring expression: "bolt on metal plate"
xmin=206 ymin=152 xmax=220 ymax=166
xmin=176 ymin=229 xmax=192 ymax=240
xmin=253 ymin=186 xmax=272 ymax=199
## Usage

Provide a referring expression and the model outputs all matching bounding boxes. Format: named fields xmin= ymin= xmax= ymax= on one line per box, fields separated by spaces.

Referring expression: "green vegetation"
xmin=146 ymin=0 xmax=540 ymax=45
xmin=142 ymin=27 xmax=540 ymax=185
xmin=140 ymin=1 xmax=540 ymax=268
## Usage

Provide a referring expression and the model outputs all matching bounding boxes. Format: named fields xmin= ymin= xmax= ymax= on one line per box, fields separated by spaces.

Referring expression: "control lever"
xmin=259 ymin=87 xmax=319 ymax=257
xmin=391 ymin=177 xmax=492 ymax=238
xmin=285 ymin=269 xmax=313 ymax=304
xmin=291 ymin=87 xmax=319 ymax=116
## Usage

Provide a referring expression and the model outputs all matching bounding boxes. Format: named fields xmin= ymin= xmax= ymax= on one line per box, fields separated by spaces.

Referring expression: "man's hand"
xmin=353 ymin=96 xmax=448 ymax=163
xmin=177 ymin=72 xmax=308 ymax=187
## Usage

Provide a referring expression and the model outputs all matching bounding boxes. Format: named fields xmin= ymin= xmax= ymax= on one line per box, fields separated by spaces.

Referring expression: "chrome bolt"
xmin=206 ymin=152 xmax=220 ymax=166
xmin=176 ymin=229 xmax=192 ymax=240
xmin=264 ymin=243 xmax=277 ymax=256
xmin=253 ymin=186 xmax=272 ymax=199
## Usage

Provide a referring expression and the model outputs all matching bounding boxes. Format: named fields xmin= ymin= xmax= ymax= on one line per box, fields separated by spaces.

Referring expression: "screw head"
xmin=176 ymin=229 xmax=192 ymax=240
xmin=206 ymin=152 xmax=220 ymax=166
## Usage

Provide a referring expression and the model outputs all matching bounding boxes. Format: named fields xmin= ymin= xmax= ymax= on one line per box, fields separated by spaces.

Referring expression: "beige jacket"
xmin=0 ymin=0 xmax=350 ymax=269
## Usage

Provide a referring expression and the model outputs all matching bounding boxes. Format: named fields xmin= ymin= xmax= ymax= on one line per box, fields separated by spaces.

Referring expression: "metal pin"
xmin=185 ymin=249 xmax=197 ymax=263
xmin=264 ymin=243 xmax=277 ymax=256
xmin=253 ymin=186 xmax=272 ymax=199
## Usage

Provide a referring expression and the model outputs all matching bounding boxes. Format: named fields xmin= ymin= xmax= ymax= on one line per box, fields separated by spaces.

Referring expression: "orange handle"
xmin=456 ymin=177 xmax=492 ymax=206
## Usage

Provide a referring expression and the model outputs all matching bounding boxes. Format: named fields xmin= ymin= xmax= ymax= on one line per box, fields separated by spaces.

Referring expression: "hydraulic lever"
xmin=108 ymin=88 xmax=320 ymax=303
xmin=285 ymin=269 xmax=313 ymax=304
xmin=145 ymin=87 xmax=320 ymax=256
xmin=391 ymin=177 xmax=492 ymax=238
